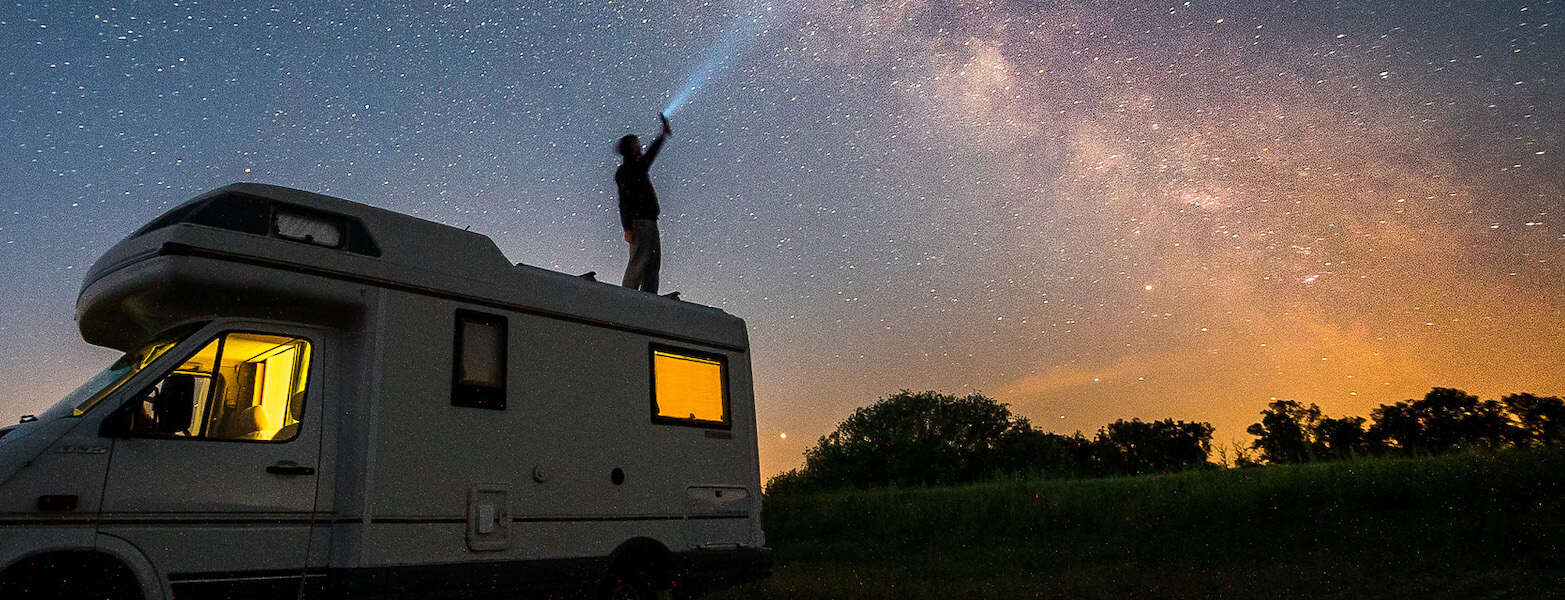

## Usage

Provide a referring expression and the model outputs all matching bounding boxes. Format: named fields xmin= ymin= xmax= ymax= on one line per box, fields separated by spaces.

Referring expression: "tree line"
xmin=767 ymin=387 xmax=1564 ymax=494
xmin=1244 ymin=388 xmax=1564 ymax=465
xmin=767 ymin=390 xmax=1215 ymax=493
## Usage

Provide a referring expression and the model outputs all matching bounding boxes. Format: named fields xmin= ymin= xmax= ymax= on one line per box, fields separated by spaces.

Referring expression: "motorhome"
xmin=0 ymin=183 xmax=768 ymax=599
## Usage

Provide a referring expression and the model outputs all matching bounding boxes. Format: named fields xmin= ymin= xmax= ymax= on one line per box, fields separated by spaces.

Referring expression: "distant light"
xmin=778 ymin=432 xmax=787 ymax=440
xmin=1144 ymin=284 xmax=1154 ymax=291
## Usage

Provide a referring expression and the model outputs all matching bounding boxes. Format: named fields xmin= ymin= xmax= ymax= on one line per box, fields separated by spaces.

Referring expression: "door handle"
xmin=266 ymin=462 xmax=316 ymax=476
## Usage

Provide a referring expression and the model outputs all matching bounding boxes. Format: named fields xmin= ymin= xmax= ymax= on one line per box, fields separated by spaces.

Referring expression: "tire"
xmin=0 ymin=553 xmax=140 ymax=600
xmin=598 ymin=564 xmax=667 ymax=600
xmin=603 ymin=578 xmax=649 ymax=600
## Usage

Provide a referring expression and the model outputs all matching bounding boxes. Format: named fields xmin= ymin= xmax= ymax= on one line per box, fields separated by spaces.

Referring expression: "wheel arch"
xmin=93 ymin=532 xmax=165 ymax=600
xmin=0 ymin=534 xmax=157 ymax=600
xmin=603 ymin=536 xmax=679 ymax=591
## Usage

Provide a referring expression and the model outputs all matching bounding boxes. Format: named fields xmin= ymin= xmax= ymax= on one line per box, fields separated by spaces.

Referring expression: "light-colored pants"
xmin=622 ymin=219 xmax=661 ymax=293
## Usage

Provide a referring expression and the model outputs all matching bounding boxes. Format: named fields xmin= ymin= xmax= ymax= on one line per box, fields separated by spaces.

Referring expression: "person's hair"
xmin=617 ymin=134 xmax=640 ymax=157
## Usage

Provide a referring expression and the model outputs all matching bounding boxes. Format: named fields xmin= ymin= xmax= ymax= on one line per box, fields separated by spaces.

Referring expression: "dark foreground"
xmin=712 ymin=450 xmax=1565 ymax=599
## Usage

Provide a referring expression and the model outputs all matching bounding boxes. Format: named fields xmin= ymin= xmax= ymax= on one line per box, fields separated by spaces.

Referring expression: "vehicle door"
xmin=98 ymin=323 xmax=327 ymax=598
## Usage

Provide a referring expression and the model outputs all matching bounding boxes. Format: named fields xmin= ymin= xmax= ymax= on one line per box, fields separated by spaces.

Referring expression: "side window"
xmin=650 ymin=345 xmax=730 ymax=428
xmin=131 ymin=332 xmax=312 ymax=442
xmin=452 ymin=311 xmax=507 ymax=410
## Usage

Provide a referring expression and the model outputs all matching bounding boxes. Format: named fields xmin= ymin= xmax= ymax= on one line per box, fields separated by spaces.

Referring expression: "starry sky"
xmin=3 ymin=1 xmax=1562 ymax=480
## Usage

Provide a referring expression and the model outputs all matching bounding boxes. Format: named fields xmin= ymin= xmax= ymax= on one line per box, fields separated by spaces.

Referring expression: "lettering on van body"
xmin=53 ymin=444 xmax=109 ymax=455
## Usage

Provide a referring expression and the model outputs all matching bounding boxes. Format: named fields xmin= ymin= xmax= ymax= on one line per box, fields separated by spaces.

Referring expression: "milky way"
xmin=2 ymin=1 xmax=1561 ymax=478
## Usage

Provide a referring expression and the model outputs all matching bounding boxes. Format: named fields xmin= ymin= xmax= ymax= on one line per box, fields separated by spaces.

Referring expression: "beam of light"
xmin=662 ymin=3 xmax=771 ymax=118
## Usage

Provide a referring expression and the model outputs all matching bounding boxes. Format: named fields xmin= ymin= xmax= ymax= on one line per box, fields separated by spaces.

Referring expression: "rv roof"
xmin=82 ymin=182 xmax=747 ymax=352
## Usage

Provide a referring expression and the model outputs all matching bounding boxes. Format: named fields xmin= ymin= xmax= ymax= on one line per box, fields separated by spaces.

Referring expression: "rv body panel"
xmin=359 ymin=289 xmax=761 ymax=563
xmin=96 ymin=320 xmax=335 ymax=597
xmin=0 ymin=417 xmax=106 ymax=558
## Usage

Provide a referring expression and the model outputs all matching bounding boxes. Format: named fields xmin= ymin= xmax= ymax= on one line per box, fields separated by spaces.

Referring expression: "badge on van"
xmin=52 ymin=445 xmax=109 ymax=455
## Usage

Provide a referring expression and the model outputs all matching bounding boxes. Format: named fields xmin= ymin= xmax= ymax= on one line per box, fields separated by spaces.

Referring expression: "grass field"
xmin=711 ymin=450 xmax=1565 ymax=599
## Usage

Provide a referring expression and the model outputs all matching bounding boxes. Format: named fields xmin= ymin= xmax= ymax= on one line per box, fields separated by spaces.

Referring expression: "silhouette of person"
xmin=617 ymin=114 xmax=672 ymax=293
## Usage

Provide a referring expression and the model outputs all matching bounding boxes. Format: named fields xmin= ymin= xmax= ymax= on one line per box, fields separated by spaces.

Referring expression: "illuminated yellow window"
xmin=652 ymin=347 xmax=728 ymax=426
xmin=131 ymin=332 xmax=311 ymax=442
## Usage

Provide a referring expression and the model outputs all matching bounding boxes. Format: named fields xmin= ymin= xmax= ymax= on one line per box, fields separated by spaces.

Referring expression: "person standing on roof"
xmin=616 ymin=114 xmax=673 ymax=293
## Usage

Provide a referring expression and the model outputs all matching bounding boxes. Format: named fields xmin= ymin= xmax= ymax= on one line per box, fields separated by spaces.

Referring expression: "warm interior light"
xmin=157 ymin=333 xmax=310 ymax=441
xmin=653 ymin=350 xmax=726 ymax=423
xmin=254 ymin=344 xmax=300 ymax=439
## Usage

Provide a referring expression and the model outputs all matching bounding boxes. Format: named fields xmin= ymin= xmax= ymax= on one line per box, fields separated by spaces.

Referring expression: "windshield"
xmin=36 ymin=334 xmax=187 ymax=421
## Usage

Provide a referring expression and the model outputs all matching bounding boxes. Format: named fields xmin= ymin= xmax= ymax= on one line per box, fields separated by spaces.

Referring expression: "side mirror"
xmin=97 ymin=374 xmax=200 ymax=439
xmin=153 ymin=375 xmax=197 ymax=435
xmin=100 ymin=386 xmax=160 ymax=439
xmin=99 ymin=402 xmax=138 ymax=439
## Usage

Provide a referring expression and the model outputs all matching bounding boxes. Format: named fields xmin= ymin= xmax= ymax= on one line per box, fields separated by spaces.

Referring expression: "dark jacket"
xmin=616 ymin=134 xmax=666 ymax=231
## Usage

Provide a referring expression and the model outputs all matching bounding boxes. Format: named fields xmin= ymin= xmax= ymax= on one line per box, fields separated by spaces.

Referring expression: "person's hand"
xmin=660 ymin=113 xmax=672 ymax=136
xmin=624 ymin=230 xmax=633 ymax=243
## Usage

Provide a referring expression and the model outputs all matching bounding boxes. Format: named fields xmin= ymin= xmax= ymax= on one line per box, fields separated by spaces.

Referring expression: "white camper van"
xmin=0 ymin=183 xmax=769 ymax=599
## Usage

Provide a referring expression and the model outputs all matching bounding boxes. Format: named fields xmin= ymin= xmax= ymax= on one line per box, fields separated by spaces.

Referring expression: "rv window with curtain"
xmin=274 ymin=209 xmax=344 ymax=248
xmin=650 ymin=345 xmax=729 ymax=428
xmin=452 ymin=310 xmax=507 ymax=410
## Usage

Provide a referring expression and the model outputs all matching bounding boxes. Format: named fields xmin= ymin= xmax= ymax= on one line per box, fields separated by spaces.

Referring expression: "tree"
xmin=1414 ymin=388 xmax=1505 ymax=452
xmin=1245 ymin=400 xmax=1369 ymax=464
xmin=1502 ymin=393 xmax=1565 ymax=447
xmin=1313 ymin=415 xmax=1368 ymax=459
xmin=1246 ymin=400 xmax=1322 ymax=464
xmin=992 ymin=422 xmax=1092 ymax=479
xmin=1367 ymin=388 xmax=1515 ymax=455
xmin=1366 ymin=400 xmax=1422 ymax=455
xmin=1091 ymin=418 xmax=1215 ymax=475
xmin=763 ymin=468 xmax=812 ymax=495
xmin=800 ymin=390 xmax=1026 ymax=489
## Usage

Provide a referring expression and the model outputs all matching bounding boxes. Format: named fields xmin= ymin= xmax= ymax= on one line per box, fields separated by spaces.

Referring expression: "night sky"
xmin=3 ymin=1 xmax=1562 ymax=479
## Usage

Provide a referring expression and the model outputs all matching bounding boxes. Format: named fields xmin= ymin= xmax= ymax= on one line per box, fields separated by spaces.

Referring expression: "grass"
xmin=711 ymin=450 xmax=1565 ymax=599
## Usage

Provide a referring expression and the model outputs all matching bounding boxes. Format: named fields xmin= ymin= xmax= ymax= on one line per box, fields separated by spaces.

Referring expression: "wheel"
xmin=598 ymin=564 xmax=672 ymax=600
xmin=604 ymin=578 xmax=648 ymax=600
xmin=0 ymin=553 xmax=140 ymax=600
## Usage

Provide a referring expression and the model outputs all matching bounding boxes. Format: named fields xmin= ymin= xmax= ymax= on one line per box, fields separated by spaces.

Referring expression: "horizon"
xmin=2 ymin=0 xmax=1562 ymax=481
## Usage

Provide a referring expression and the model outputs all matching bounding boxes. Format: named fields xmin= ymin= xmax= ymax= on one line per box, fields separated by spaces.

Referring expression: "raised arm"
xmin=643 ymin=114 xmax=672 ymax=166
